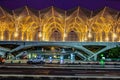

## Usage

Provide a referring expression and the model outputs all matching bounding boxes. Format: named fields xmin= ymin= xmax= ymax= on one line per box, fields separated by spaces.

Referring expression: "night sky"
xmin=0 ymin=0 xmax=120 ymax=11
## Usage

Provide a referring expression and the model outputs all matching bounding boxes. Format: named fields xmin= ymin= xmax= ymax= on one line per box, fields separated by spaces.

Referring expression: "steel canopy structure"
xmin=0 ymin=6 xmax=120 ymax=42
xmin=0 ymin=0 xmax=120 ymax=42
xmin=0 ymin=0 xmax=120 ymax=61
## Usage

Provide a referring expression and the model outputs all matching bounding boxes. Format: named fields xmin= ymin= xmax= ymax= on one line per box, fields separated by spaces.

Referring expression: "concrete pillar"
xmin=94 ymin=55 xmax=97 ymax=61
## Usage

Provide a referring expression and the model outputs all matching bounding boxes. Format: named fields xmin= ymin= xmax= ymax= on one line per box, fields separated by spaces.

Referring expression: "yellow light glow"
xmin=21 ymin=37 xmax=23 ymax=40
xmin=1 ymin=36 xmax=3 ymax=40
xmin=53 ymin=55 xmax=57 ymax=58
xmin=100 ymin=40 xmax=103 ymax=42
xmin=0 ymin=7 xmax=119 ymax=42
xmin=88 ymin=32 xmax=92 ymax=38
xmin=64 ymin=33 xmax=67 ymax=37
xmin=119 ymin=40 xmax=120 ymax=42
xmin=42 ymin=36 xmax=45 ymax=41
xmin=84 ymin=37 xmax=87 ymax=41
xmin=113 ymin=33 xmax=117 ymax=39
xmin=51 ymin=47 xmax=55 ymax=50
xmin=26 ymin=39 xmax=29 ymax=41
xmin=38 ymin=32 xmax=42 ymax=37
xmin=105 ymin=37 xmax=109 ymax=41
xmin=14 ymin=32 xmax=18 ymax=37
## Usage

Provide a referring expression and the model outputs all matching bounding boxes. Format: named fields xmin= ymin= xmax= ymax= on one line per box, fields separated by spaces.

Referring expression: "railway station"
xmin=0 ymin=0 xmax=120 ymax=79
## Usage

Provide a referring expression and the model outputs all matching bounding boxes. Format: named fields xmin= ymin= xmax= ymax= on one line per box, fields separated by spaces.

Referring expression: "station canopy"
xmin=0 ymin=0 xmax=120 ymax=42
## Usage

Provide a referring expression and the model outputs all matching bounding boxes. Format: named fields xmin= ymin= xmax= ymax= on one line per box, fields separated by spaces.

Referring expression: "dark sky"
xmin=0 ymin=0 xmax=120 ymax=10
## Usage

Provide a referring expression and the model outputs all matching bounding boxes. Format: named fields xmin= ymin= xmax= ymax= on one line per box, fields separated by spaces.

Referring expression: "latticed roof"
xmin=0 ymin=6 xmax=119 ymax=42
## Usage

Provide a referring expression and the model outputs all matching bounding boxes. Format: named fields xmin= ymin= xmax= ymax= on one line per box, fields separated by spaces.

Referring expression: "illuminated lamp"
xmin=14 ymin=31 xmax=18 ymax=37
xmin=88 ymin=32 xmax=92 ymax=38
xmin=113 ymin=33 xmax=117 ymax=39
xmin=38 ymin=32 xmax=42 ymax=37
xmin=105 ymin=37 xmax=109 ymax=41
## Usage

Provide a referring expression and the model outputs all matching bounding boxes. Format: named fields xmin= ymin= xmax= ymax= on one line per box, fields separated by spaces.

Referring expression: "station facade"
xmin=0 ymin=6 xmax=120 ymax=62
